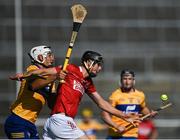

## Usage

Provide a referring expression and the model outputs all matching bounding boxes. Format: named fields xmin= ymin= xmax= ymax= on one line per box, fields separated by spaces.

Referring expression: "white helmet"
xmin=29 ymin=45 xmax=52 ymax=64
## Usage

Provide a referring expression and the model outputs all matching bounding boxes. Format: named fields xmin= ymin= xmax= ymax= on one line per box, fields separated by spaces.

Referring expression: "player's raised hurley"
xmin=61 ymin=4 xmax=87 ymax=82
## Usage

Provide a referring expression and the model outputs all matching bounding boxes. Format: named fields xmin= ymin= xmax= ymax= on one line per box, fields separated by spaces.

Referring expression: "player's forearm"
xmin=30 ymin=75 xmax=57 ymax=91
xmin=89 ymin=92 xmax=126 ymax=119
xmin=98 ymin=99 xmax=126 ymax=119
xmin=101 ymin=111 xmax=119 ymax=129
xmin=29 ymin=67 xmax=57 ymax=76
xmin=141 ymin=106 xmax=151 ymax=115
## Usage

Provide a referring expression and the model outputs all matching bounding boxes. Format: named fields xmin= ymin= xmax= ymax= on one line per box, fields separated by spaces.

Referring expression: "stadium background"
xmin=0 ymin=0 xmax=180 ymax=139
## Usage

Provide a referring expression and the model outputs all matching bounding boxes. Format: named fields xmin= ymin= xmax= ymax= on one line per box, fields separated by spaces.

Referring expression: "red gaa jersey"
xmin=138 ymin=120 xmax=156 ymax=139
xmin=51 ymin=64 xmax=96 ymax=118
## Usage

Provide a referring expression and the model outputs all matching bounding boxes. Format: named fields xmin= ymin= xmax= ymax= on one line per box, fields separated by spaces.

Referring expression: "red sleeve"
xmin=85 ymin=79 xmax=96 ymax=94
xmin=55 ymin=66 xmax=62 ymax=73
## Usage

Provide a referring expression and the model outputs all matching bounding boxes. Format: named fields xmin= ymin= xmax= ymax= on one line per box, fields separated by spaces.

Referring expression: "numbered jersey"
xmin=108 ymin=88 xmax=146 ymax=137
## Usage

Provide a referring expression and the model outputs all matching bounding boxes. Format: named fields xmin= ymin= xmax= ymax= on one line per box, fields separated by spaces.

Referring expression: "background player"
xmin=138 ymin=119 xmax=158 ymax=139
xmin=101 ymin=69 xmax=157 ymax=139
xmin=4 ymin=45 xmax=65 ymax=139
xmin=77 ymin=108 xmax=107 ymax=139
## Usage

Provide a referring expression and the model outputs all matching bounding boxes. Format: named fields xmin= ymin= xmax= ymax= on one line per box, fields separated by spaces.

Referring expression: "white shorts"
xmin=43 ymin=113 xmax=85 ymax=140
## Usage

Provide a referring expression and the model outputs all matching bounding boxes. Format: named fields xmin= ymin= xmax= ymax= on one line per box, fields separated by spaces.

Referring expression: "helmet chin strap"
xmin=83 ymin=60 xmax=97 ymax=78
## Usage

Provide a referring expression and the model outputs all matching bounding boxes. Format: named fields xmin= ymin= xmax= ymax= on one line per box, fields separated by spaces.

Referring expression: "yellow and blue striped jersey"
xmin=108 ymin=88 xmax=146 ymax=138
xmin=10 ymin=65 xmax=54 ymax=123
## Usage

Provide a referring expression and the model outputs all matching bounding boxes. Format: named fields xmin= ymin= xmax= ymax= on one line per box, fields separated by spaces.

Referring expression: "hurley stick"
xmin=61 ymin=4 xmax=87 ymax=82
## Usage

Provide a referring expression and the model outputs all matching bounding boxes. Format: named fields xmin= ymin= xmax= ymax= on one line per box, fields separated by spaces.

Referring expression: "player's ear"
xmin=37 ymin=54 xmax=44 ymax=62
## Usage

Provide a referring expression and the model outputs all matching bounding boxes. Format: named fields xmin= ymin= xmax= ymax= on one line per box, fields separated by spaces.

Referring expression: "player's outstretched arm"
xmin=9 ymin=66 xmax=67 ymax=91
xmin=9 ymin=73 xmax=24 ymax=81
xmin=30 ymin=74 xmax=57 ymax=91
xmin=9 ymin=66 xmax=64 ymax=81
xmin=27 ymin=66 xmax=67 ymax=90
xmin=88 ymin=91 xmax=141 ymax=125
xmin=101 ymin=111 xmax=125 ymax=133
xmin=27 ymin=66 xmax=61 ymax=76
xmin=9 ymin=68 xmax=57 ymax=81
xmin=141 ymin=106 xmax=158 ymax=118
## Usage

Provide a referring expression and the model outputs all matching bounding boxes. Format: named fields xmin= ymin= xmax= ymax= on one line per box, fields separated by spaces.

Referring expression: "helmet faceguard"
xmin=81 ymin=51 xmax=103 ymax=77
xmin=28 ymin=45 xmax=52 ymax=65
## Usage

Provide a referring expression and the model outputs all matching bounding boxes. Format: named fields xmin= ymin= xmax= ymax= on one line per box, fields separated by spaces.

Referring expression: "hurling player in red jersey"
xmin=37 ymin=50 xmax=140 ymax=139
xmin=13 ymin=50 xmax=141 ymax=139
xmin=138 ymin=119 xmax=158 ymax=139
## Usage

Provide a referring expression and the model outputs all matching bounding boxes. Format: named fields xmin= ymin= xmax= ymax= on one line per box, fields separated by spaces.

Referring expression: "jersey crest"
xmin=73 ymin=80 xmax=84 ymax=95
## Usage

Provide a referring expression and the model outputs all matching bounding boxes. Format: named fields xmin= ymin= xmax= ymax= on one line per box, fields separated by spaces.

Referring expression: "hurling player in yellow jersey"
xmin=102 ymin=69 xmax=156 ymax=139
xmin=4 ymin=45 xmax=64 ymax=139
